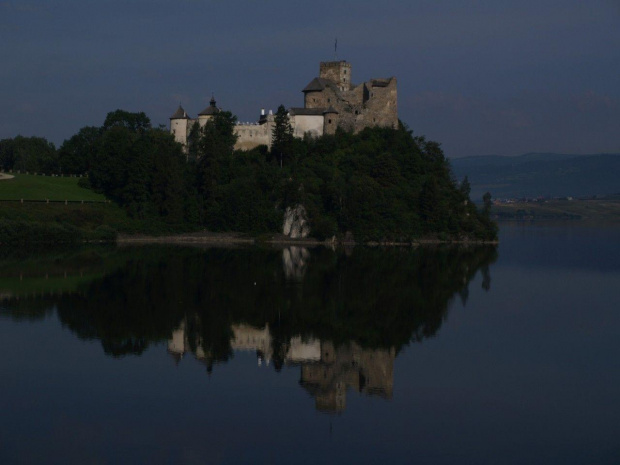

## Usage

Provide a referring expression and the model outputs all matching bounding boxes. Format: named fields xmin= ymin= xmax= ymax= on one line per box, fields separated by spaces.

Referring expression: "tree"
xmin=482 ymin=191 xmax=492 ymax=217
xmin=419 ymin=178 xmax=441 ymax=232
xmin=2 ymin=136 xmax=58 ymax=174
xmin=103 ymin=110 xmax=151 ymax=133
xmin=460 ymin=176 xmax=471 ymax=198
xmin=58 ymin=126 xmax=101 ymax=174
xmin=148 ymin=129 xmax=186 ymax=222
xmin=271 ymin=105 xmax=293 ymax=168
xmin=186 ymin=121 xmax=201 ymax=162
xmin=198 ymin=111 xmax=238 ymax=160
xmin=196 ymin=110 xmax=238 ymax=209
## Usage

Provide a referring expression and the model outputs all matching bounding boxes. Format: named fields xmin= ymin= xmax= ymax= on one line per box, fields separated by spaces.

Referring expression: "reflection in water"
xmin=299 ymin=341 xmax=394 ymax=412
xmin=0 ymin=244 xmax=496 ymax=412
xmin=167 ymin=318 xmax=395 ymax=412
xmin=282 ymin=246 xmax=310 ymax=281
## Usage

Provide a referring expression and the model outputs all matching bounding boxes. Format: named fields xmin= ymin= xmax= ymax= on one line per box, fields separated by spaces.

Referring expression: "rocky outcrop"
xmin=282 ymin=205 xmax=310 ymax=239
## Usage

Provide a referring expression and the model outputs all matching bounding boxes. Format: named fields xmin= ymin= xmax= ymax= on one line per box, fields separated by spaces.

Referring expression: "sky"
xmin=1 ymin=0 xmax=619 ymax=158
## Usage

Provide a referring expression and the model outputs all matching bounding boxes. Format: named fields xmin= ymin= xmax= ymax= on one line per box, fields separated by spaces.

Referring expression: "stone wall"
xmin=234 ymin=123 xmax=272 ymax=150
xmin=170 ymin=59 xmax=398 ymax=152
xmin=292 ymin=114 xmax=324 ymax=138
xmin=319 ymin=61 xmax=352 ymax=91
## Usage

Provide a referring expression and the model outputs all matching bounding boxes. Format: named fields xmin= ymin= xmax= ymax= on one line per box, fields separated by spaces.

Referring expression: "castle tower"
xmin=323 ymin=106 xmax=339 ymax=135
xmin=198 ymin=95 xmax=220 ymax=127
xmin=170 ymin=105 xmax=189 ymax=145
xmin=320 ymin=61 xmax=352 ymax=91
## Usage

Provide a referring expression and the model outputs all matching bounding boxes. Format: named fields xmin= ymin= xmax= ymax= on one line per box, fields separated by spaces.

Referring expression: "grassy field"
xmin=493 ymin=199 xmax=620 ymax=222
xmin=0 ymin=174 xmax=106 ymax=202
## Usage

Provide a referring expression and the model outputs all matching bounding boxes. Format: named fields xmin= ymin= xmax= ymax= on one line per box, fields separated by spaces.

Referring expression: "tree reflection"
xmin=0 ymin=244 xmax=497 ymax=411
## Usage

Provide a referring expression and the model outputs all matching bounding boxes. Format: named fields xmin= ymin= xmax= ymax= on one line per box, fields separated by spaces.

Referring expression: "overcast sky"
xmin=1 ymin=0 xmax=618 ymax=157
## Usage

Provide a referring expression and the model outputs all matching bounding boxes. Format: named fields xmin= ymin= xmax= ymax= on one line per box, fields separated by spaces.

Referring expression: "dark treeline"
xmin=0 ymin=136 xmax=57 ymax=174
xmin=1 ymin=107 xmax=497 ymax=240
xmin=0 ymin=245 xmax=497 ymax=362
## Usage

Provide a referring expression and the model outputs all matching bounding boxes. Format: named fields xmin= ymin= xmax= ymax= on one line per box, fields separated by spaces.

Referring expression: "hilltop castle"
xmin=170 ymin=60 xmax=398 ymax=151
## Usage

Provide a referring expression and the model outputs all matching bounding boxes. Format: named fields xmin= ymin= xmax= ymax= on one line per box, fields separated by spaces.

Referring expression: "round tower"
xmin=198 ymin=95 xmax=220 ymax=127
xmin=170 ymin=105 xmax=189 ymax=145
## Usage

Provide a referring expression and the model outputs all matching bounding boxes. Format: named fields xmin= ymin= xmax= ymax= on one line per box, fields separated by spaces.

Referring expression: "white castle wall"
xmin=292 ymin=115 xmax=324 ymax=138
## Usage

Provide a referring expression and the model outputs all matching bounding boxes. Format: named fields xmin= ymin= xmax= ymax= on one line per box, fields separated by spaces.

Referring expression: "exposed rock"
xmin=282 ymin=204 xmax=310 ymax=238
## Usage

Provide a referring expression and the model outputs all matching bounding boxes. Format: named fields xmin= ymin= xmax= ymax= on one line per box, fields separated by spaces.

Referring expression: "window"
xmin=328 ymin=119 xmax=332 ymax=124
xmin=344 ymin=69 xmax=347 ymax=74
xmin=327 ymin=98 xmax=331 ymax=103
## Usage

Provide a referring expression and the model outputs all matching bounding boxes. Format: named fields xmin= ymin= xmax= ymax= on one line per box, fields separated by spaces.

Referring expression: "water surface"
xmin=0 ymin=224 xmax=618 ymax=464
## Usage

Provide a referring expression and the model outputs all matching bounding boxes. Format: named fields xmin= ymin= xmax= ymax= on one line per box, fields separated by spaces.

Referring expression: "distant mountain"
xmin=450 ymin=153 xmax=620 ymax=200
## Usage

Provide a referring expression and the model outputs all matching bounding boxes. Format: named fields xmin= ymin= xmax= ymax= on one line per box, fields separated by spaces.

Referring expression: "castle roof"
xmin=170 ymin=105 xmax=189 ymax=119
xmin=370 ymin=78 xmax=395 ymax=88
xmin=198 ymin=106 xmax=219 ymax=116
xmin=198 ymin=96 xmax=220 ymax=116
xmin=290 ymin=107 xmax=325 ymax=116
xmin=302 ymin=77 xmax=337 ymax=93
xmin=323 ymin=106 xmax=339 ymax=114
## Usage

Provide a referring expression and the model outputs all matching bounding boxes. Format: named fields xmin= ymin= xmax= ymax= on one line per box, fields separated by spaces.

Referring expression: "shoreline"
xmin=116 ymin=232 xmax=499 ymax=247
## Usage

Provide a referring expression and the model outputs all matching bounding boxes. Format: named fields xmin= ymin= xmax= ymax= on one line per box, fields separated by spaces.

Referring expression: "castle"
xmin=170 ymin=60 xmax=398 ymax=151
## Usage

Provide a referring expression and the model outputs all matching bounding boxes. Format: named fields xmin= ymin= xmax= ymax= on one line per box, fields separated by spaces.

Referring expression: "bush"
xmin=0 ymin=219 xmax=82 ymax=244
xmin=312 ymin=215 xmax=338 ymax=241
xmin=92 ymin=225 xmax=117 ymax=242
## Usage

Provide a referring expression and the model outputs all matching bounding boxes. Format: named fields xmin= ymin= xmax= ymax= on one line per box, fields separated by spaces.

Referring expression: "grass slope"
xmin=0 ymin=174 xmax=106 ymax=201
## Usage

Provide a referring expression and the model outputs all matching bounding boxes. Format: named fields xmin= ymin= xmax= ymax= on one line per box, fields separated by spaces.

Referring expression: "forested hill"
xmin=451 ymin=153 xmax=620 ymax=200
xmin=1 ymin=109 xmax=498 ymax=242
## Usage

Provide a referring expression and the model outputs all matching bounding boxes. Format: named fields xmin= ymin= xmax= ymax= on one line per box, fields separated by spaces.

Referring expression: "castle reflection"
xmin=0 ymin=243 xmax=497 ymax=413
xmin=168 ymin=319 xmax=395 ymax=413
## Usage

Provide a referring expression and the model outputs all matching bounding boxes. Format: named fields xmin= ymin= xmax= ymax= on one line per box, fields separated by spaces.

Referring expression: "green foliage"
xmin=460 ymin=176 xmax=471 ymax=197
xmin=196 ymin=110 xmax=238 ymax=203
xmin=10 ymin=107 xmax=496 ymax=241
xmin=271 ymin=104 xmax=294 ymax=168
xmin=102 ymin=109 xmax=151 ymax=132
xmin=186 ymin=121 xmax=201 ymax=162
xmin=0 ymin=136 xmax=58 ymax=174
xmin=274 ymin=124 xmax=497 ymax=241
xmin=482 ymin=191 xmax=492 ymax=215
xmin=88 ymin=111 xmax=189 ymax=224
xmin=57 ymin=127 xmax=101 ymax=174
xmin=0 ymin=219 xmax=82 ymax=244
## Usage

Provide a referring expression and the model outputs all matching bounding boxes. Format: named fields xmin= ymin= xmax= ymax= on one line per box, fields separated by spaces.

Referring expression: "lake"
xmin=1 ymin=224 xmax=619 ymax=464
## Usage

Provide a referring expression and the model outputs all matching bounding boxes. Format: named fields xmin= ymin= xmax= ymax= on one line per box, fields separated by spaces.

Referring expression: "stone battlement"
xmin=170 ymin=60 xmax=398 ymax=151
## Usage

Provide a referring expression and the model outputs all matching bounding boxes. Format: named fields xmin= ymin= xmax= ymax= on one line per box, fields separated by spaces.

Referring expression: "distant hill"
xmin=450 ymin=153 xmax=620 ymax=200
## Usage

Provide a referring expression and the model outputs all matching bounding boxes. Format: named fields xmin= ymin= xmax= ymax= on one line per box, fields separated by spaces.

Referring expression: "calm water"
xmin=1 ymin=224 xmax=619 ymax=464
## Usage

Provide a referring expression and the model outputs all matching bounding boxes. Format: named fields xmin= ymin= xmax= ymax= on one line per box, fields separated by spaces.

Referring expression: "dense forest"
xmin=0 ymin=108 xmax=497 ymax=241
